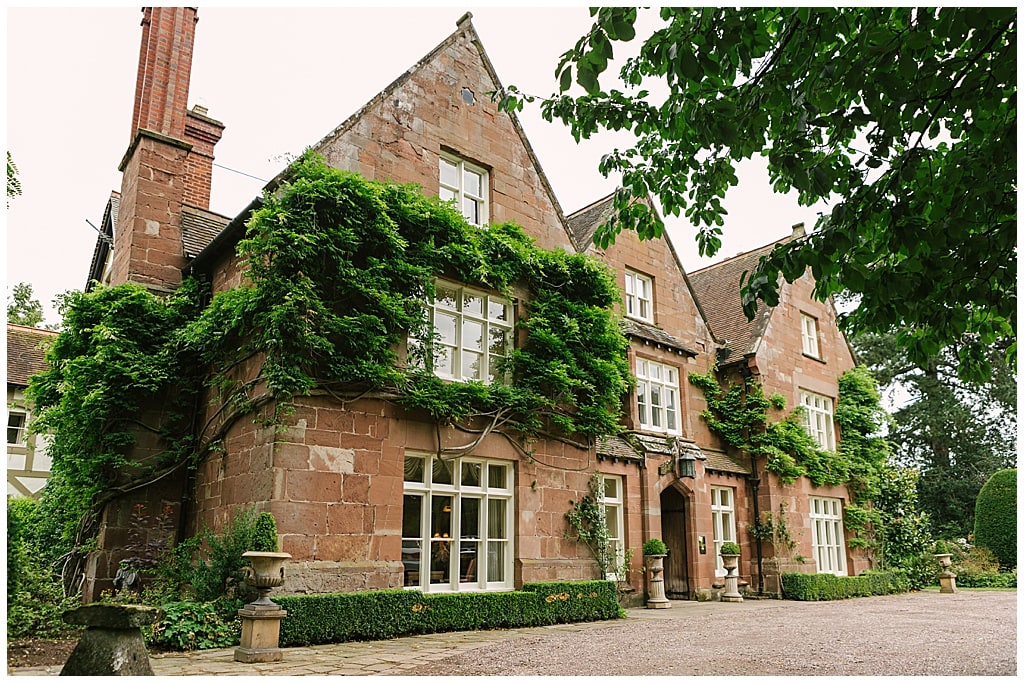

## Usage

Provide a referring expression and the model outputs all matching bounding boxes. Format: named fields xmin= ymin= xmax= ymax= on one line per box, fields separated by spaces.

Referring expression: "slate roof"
xmin=702 ymin=448 xmax=751 ymax=475
xmin=622 ymin=319 xmax=699 ymax=357
xmin=597 ymin=434 xmax=644 ymax=463
xmin=181 ymin=206 xmax=231 ymax=258
xmin=7 ymin=324 xmax=57 ymax=387
xmin=565 ymin=192 xmax=616 ymax=249
xmin=688 ymin=241 xmax=783 ymax=364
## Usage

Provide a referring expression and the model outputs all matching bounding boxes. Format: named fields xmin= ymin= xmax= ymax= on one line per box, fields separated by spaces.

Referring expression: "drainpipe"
xmin=738 ymin=363 xmax=765 ymax=595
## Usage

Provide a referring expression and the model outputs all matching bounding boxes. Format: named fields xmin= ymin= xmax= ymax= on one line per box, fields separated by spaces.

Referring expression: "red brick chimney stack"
xmin=110 ymin=6 xmax=222 ymax=291
xmin=131 ymin=7 xmax=197 ymax=141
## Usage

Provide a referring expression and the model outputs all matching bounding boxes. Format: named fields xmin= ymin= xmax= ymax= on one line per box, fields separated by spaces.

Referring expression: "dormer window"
xmin=440 ymin=154 xmax=488 ymax=226
xmin=625 ymin=270 xmax=653 ymax=323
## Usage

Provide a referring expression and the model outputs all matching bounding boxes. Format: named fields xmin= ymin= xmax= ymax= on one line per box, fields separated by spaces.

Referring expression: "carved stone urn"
xmin=242 ymin=551 xmax=291 ymax=606
xmin=645 ymin=554 xmax=670 ymax=609
xmin=720 ymin=552 xmax=743 ymax=602
xmin=235 ymin=551 xmax=291 ymax=663
xmin=934 ymin=553 xmax=958 ymax=594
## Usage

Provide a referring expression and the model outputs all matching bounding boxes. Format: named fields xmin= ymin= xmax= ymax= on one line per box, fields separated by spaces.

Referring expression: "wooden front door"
xmin=661 ymin=486 xmax=690 ymax=598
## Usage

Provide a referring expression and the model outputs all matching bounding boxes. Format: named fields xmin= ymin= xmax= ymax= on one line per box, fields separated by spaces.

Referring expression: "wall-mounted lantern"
xmin=678 ymin=450 xmax=697 ymax=479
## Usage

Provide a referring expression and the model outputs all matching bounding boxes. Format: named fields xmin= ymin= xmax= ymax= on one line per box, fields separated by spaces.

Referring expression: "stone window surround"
xmin=439 ymin=152 xmax=488 ymax=227
xmin=624 ymin=269 xmax=654 ymax=324
xmin=635 ymin=357 xmax=682 ymax=436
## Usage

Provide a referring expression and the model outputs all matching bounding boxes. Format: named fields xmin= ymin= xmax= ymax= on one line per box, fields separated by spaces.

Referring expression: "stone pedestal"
xmin=721 ymin=554 xmax=743 ymax=602
xmin=60 ymin=604 xmax=164 ymax=676
xmin=235 ymin=603 xmax=289 ymax=663
xmin=645 ymin=554 xmax=670 ymax=609
xmin=935 ymin=553 xmax=958 ymax=594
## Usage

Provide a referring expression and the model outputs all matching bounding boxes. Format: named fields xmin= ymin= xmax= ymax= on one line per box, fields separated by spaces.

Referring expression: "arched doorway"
xmin=660 ymin=485 xmax=691 ymax=599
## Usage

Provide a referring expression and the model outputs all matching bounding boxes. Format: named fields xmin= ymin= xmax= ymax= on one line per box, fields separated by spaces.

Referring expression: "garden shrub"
xmin=950 ymin=544 xmax=1016 ymax=588
xmin=973 ymin=468 xmax=1016 ymax=568
xmin=275 ymin=580 xmax=618 ymax=647
xmin=252 ymin=512 xmax=279 ymax=552
xmin=953 ymin=567 xmax=1017 ymax=589
xmin=781 ymin=570 xmax=910 ymax=601
xmin=150 ymin=506 xmax=263 ymax=604
xmin=147 ymin=598 xmax=242 ymax=651
xmin=6 ymin=497 xmax=82 ymax=640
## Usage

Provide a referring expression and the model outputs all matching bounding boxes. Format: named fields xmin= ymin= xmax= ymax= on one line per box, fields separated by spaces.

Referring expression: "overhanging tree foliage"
xmin=499 ymin=7 xmax=1016 ymax=382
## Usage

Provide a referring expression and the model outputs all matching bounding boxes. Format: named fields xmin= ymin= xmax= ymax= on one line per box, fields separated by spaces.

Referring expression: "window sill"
xmin=802 ymin=352 xmax=827 ymax=364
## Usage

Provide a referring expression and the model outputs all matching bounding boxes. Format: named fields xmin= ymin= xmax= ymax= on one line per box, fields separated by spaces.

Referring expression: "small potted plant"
xmin=642 ymin=538 xmax=670 ymax=609
xmin=719 ymin=541 xmax=743 ymax=602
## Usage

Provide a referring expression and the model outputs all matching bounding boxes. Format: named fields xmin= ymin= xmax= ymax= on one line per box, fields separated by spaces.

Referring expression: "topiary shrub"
xmin=973 ymin=468 xmax=1016 ymax=568
xmin=252 ymin=512 xmax=279 ymax=552
xmin=642 ymin=538 xmax=668 ymax=556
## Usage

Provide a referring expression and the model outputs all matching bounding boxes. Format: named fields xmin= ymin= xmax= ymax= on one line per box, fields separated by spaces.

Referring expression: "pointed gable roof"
xmin=7 ymin=324 xmax=58 ymax=387
xmin=192 ymin=12 xmax=580 ymax=270
xmin=567 ymin=191 xmax=714 ymax=356
xmin=688 ymin=228 xmax=803 ymax=364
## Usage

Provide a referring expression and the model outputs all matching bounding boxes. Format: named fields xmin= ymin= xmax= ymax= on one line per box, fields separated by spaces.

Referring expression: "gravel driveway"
xmin=404 ymin=590 xmax=1016 ymax=676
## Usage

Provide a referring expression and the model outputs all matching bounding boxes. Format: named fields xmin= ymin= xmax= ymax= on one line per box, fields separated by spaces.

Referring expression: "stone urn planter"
xmin=235 ymin=551 xmax=291 ymax=663
xmin=934 ymin=553 xmax=958 ymax=594
xmin=242 ymin=551 xmax=291 ymax=606
xmin=719 ymin=542 xmax=743 ymax=602
xmin=642 ymin=538 xmax=671 ymax=609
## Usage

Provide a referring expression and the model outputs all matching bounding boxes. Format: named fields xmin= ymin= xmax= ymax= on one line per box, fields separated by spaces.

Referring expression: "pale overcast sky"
xmin=6 ymin=5 xmax=824 ymax=326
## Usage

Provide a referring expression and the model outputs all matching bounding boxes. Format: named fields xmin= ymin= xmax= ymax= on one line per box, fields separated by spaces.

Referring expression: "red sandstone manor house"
xmin=75 ymin=7 xmax=866 ymax=602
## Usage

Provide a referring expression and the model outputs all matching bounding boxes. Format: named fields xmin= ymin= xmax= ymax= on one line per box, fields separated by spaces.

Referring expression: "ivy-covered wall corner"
xmin=27 ymin=152 xmax=637 ymax=597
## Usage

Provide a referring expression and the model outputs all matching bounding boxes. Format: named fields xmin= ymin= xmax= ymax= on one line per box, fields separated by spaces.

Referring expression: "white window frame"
xmin=411 ymin=281 xmax=512 ymax=384
xmin=800 ymin=390 xmax=836 ymax=451
xmin=801 ymin=313 xmax=820 ymax=358
xmin=810 ymin=496 xmax=847 ymax=576
xmin=7 ymin=410 xmax=28 ymax=446
xmin=711 ymin=486 xmax=736 ymax=577
xmin=636 ymin=358 xmax=681 ymax=435
xmin=624 ymin=270 xmax=654 ymax=323
xmin=439 ymin=154 xmax=488 ymax=226
xmin=600 ymin=474 xmax=625 ymax=581
xmin=402 ymin=453 xmax=514 ymax=592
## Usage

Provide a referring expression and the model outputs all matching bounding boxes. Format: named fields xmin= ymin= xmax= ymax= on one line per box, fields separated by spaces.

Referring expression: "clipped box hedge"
xmin=781 ymin=570 xmax=911 ymax=601
xmin=274 ymin=580 xmax=619 ymax=647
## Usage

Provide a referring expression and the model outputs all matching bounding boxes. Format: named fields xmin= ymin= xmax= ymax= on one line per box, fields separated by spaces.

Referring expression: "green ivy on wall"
xmin=688 ymin=370 xmax=849 ymax=485
xmin=28 ymin=151 xmax=632 ymax=572
xmin=690 ymin=364 xmax=914 ymax=567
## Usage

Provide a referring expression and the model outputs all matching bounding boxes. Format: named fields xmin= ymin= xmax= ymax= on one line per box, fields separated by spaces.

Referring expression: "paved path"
xmin=10 ymin=589 xmax=1016 ymax=676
